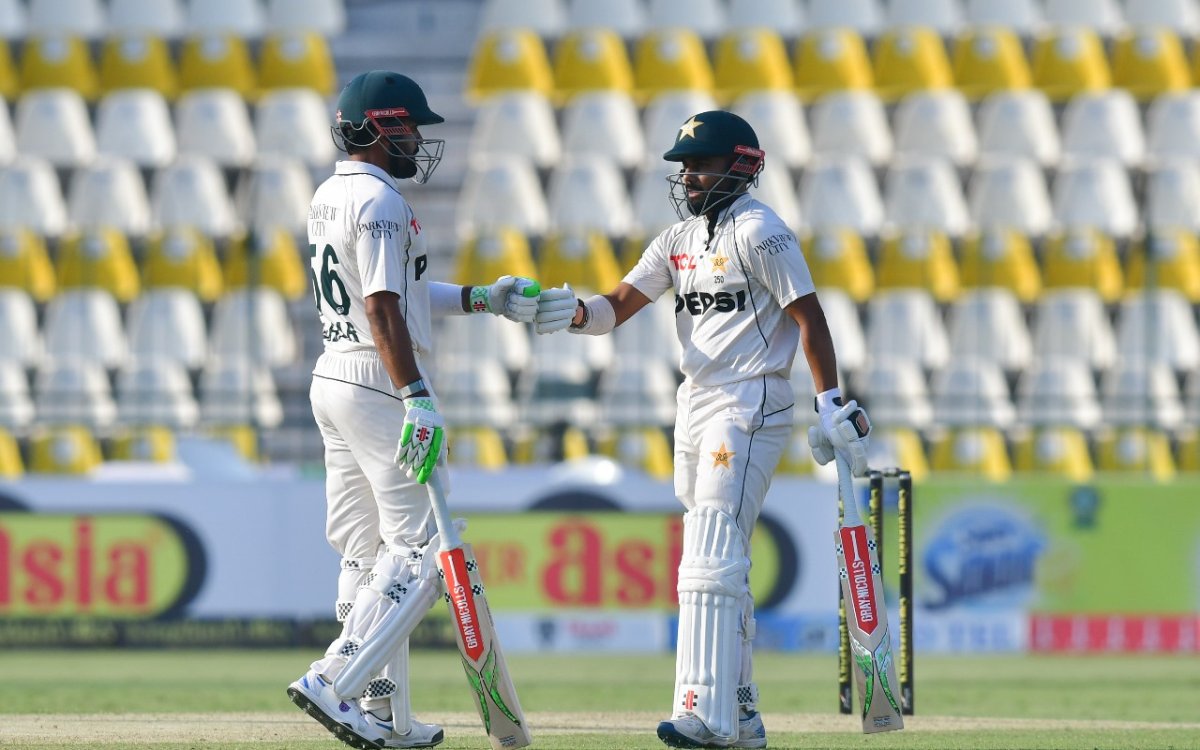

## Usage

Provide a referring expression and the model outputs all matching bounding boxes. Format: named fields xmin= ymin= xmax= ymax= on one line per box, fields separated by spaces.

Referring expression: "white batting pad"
xmin=674 ymin=506 xmax=749 ymax=743
xmin=336 ymin=551 xmax=377 ymax=622
xmin=359 ymin=640 xmax=411 ymax=734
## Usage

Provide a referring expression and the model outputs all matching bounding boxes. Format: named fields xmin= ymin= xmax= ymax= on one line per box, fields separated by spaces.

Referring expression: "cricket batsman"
xmin=535 ymin=110 xmax=872 ymax=748
xmin=286 ymin=70 xmax=541 ymax=749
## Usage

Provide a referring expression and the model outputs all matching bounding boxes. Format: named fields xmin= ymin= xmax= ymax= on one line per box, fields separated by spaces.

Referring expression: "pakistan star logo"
xmin=711 ymin=442 xmax=735 ymax=469
xmin=711 ymin=255 xmax=728 ymax=273
xmin=678 ymin=116 xmax=702 ymax=140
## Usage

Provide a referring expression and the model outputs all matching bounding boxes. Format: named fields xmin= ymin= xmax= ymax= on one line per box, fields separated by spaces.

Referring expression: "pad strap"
xmin=737 ymin=683 xmax=759 ymax=708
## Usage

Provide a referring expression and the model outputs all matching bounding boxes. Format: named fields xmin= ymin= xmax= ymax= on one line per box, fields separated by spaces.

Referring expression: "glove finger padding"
xmin=503 ymin=278 xmax=540 ymax=323
xmin=394 ymin=397 xmax=445 ymax=484
xmin=535 ymin=284 xmax=577 ymax=334
xmin=807 ymin=425 xmax=835 ymax=466
xmin=827 ymin=400 xmax=871 ymax=476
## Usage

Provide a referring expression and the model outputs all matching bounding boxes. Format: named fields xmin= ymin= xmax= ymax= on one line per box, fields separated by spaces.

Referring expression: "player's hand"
xmin=535 ymin=284 xmax=577 ymax=334
xmin=820 ymin=400 xmax=871 ymax=476
xmin=481 ymin=275 xmax=540 ymax=323
xmin=394 ymin=397 xmax=445 ymax=484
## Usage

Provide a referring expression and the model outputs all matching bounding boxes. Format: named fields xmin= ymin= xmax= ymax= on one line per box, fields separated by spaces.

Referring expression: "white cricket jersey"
xmin=624 ymin=193 xmax=815 ymax=387
xmin=306 ymin=160 xmax=432 ymax=358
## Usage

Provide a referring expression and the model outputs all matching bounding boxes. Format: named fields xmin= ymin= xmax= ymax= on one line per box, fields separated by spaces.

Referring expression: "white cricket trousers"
xmin=310 ymin=349 xmax=437 ymax=561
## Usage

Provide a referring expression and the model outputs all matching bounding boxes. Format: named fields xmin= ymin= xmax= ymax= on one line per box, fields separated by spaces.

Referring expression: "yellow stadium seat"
xmin=98 ymin=35 xmax=177 ymax=99
xmin=1113 ymin=28 xmax=1189 ymax=102
xmin=777 ymin=428 xmax=817 ymax=475
xmin=803 ymin=229 xmax=874 ymax=303
xmin=552 ymin=28 xmax=634 ymax=102
xmin=510 ymin=424 xmax=590 ymax=464
xmin=20 ymin=36 xmax=98 ymax=100
xmin=1031 ymin=28 xmax=1110 ymax=103
xmin=871 ymin=427 xmax=930 ymax=482
xmin=29 ymin=426 xmax=102 ymax=475
xmin=620 ymin=233 xmax=650 ymax=275
xmin=0 ymin=429 xmax=22 ymax=478
xmin=110 ymin=425 xmax=177 ymax=463
xmin=951 ymin=27 xmax=1031 ymax=101
xmin=1013 ymin=426 xmax=1094 ymax=482
xmin=594 ymin=425 xmax=673 ymax=479
xmin=1041 ymin=229 xmax=1123 ymax=303
xmin=958 ymin=229 xmax=1042 ymax=303
xmin=1125 ymin=231 xmax=1200 ymax=303
xmin=537 ymin=230 xmax=622 ymax=295
xmin=142 ymin=227 xmax=224 ymax=302
xmin=930 ymin=426 xmax=1012 ymax=481
xmin=0 ymin=227 xmax=56 ymax=302
xmin=875 ymin=230 xmax=960 ymax=302
xmin=466 ymin=28 xmax=554 ymax=102
xmin=452 ymin=228 xmax=539 ymax=287
xmin=446 ymin=426 xmax=509 ymax=469
xmin=207 ymin=424 xmax=260 ymax=462
xmin=1177 ymin=430 xmax=1200 ymax=472
xmin=1096 ymin=427 xmax=1175 ymax=481
xmin=872 ymin=26 xmax=953 ymax=103
xmin=712 ymin=27 xmax=793 ymax=104
xmin=223 ymin=228 xmax=307 ymax=300
xmin=0 ymin=40 xmax=18 ymax=100
xmin=633 ymin=28 xmax=714 ymax=103
xmin=258 ymin=31 xmax=336 ymax=97
xmin=55 ymin=229 xmax=140 ymax=302
xmin=179 ymin=33 xmax=256 ymax=98
xmin=793 ymin=28 xmax=873 ymax=102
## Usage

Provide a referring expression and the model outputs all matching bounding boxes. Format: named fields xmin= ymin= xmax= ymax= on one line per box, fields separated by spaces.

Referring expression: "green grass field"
xmin=0 ymin=650 xmax=1197 ymax=749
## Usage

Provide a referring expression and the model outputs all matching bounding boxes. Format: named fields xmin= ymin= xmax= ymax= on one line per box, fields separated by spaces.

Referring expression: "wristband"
xmin=397 ymin=378 xmax=426 ymax=399
xmin=814 ymin=387 xmax=843 ymax=414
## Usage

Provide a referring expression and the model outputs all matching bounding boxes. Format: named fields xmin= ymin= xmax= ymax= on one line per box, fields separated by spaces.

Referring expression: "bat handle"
xmin=836 ymin=454 xmax=865 ymax=528
xmin=426 ymin=471 xmax=463 ymax=550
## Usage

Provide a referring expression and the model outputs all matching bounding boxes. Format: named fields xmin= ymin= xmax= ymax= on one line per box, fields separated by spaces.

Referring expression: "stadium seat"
xmin=1112 ymin=28 xmax=1189 ymax=101
xmin=34 ymin=358 xmax=117 ymax=428
xmin=29 ymin=425 xmax=101 ymax=474
xmin=1115 ymin=289 xmax=1200 ymax=372
xmin=976 ymin=89 xmax=1060 ymax=167
xmin=1126 ymin=0 xmax=1200 ymax=35
xmin=1044 ymin=0 xmax=1126 ymax=35
xmin=1184 ymin=371 xmax=1200 ymax=427
xmin=1041 ymin=229 xmax=1123 ymax=302
xmin=871 ymin=26 xmax=953 ymax=103
xmin=42 ymin=289 xmax=127 ymax=369
xmin=855 ymin=358 xmax=933 ymax=429
xmin=964 ymin=0 xmax=1042 ymax=34
xmin=1012 ymin=426 xmax=1094 ymax=481
xmin=109 ymin=425 xmax=178 ymax=463
xmin=206 ymin=423 xmax=260 ymax=461
xmin=728 ymin=0 xmax=805 ymax=36
xmin=465 ymin=29 xmax=554 ymax=102
xmin=0 ymin=288 xmax=42 ymax=368
xmin=560 ymin=91 xmax=643 ymax=170
xmin=931 ymin=427 xmax=1013 ymax=480
xmin=67 ymin=156 xmax=152 ymax=237
xmin=563 ymin=0 xmax=644 ymax=38
xmin=807 ymin=232 xmax=874 ymax=303
xmin=647 ymin=0 xmax=725 ymax=37
xmin=0 ymin=90 xmax=13 ymax=160
xmin=1051 ymin=159 xmax=1138 ymax=241
xmin=792 ymin=29 xmax=873 ymax=102
xmin=807 ymin=0 xmax=883 ymax=34
xmin=235 ymin=156 xmax=312 ymax=236
xmin=479 ymin=0 xmax=564 ymax=37
xmin=887 ymin=0 xmax=963 ymax=34
xmin=537 ymin=230 xmax=623 ymax=294
xmin=612 ymin=293 xmax=682 ymax=370
xmin=198 ymin=360 xmax=283 ymax=428
xmin=108 ymin=0 xmax=184 ymax=37
xmin=957 ymin=229 xmax=1041 ymax=302
xmin=517 ymin=356 xmax=601 ymax=427
xmin=732 ymin=91 xmax=811 ymax=171
xmin=254 ymin=88 xmax=336 ymax=168
xmin=175 ymin=87 xmax=256 ymax=168
xmin=712 ymin=28 xmax=792 ymax=103
xmin=115 ymin=357 xmax=199 ymax=428
xmin=893 ymin=90 xmax=978 ymax=167
xmin=777 ymin=429 xmax=818 ymax=475
xmin=593 ymin=425 xmax=674 ymax=479
xmin=1102 ymin=361 xmax=1183 ymax=430
xmin=932 ymin=358 xmax=1018 ymax=427
xmin=1060 ymin=90 xmax=1146 ymax=167
xmin=98 ymin=35 xmax=177 ymax=99
xmin=0 ymin=156 xmax=67 ymax=238
xmin=19 ymin=35 xmax=98 ymax=99
xmin=746 ymin=164 xmax=800 ymax=230
xmin=951 ymin=27 xmax=1031 ymax=101
xmin=95 ymin=88 xmax=177 ymax=168
xmin=630 ymin=160 xmax=685 ymax=238
xmin=1031 ymin=28 xmax=1110 ymax=102
xmin=436 ymin=311 xmax=531 ymax=378
xmin=597 ymin=358 xmax=678 ymax=427
xmin=141 ymin=227 xmax=223 ymax=302
xmin=865 ymin=289 xmax=950 ymax=370
xmin=210 ymin=288 xmax=297 ymax=367
xmin=817 ymin=286 xmax=867 ymax=374
xmin=509 ymin=423 xmax=590 ymax=464
xmin=641 ymin=90 xmax=718 ymax=158
xmin=151 ymin=155 xmax=239 ymax=238
xmin=883 ymin=156 xmax=970 ymax=239
xmin=1125 ymin=230 xmax=1200 ymax=301
xmin=55 ymin=229 xmax=140 ymax=302
xmin=633 ymin=28 xmax=714 ymax=103
xmin=0 ymin=228 xmax=56 ymax=302
xmin=0 ymin=362 xmax=33 ymax=430
xmin=455 ymin=155 xmax=548 ymax=240
xmin=1096 ymin=427 xmax=1175 ymax=480
xmin=452 ymin=228 xmax=538 ymax=287
xmin=469 ymin=91 xmax=561 ymax=170
xmin=14 ymin=87 xmax=96 ymax=168
xmin=868 ymin=428 xmax=930 ymax=482
xmin=1031 ymin=289 xmax=1116 ymax=371
xmin=257 ymin=31 xmax=336 ymax=96
xmin=946 ymin=288 xmax=1033 ymax=372
xmin=437 ymin=357 xmax=516 ymax=429
xmin=798 ymin=155 xmax=884 ymax=237
xmin=551 ymin=28 xmax=634 ymax=102
xmin=875 ymin=230 xmax=960 ymax=302
xmin=185 ymin=0 xmax=264 ymax=38
xmin=1144 ymin=162 xmax=1200 ymax=234
xmin=178 ymin=33 xmax=256 ymax=97
xmin=0 ymin=0 xmax=22 ymax=40
xmin=810 ymin=90 xmax=892 ymax=167
xmin=1146 ymin=90 xmax=1200 ymax=160
xmin=1017 ymin=358 xmax=1102 ymax=429
xmin=444 ymin=426 xmax=509 ymax=469
xmin=968 ymin=156 xmax=1053 ymax=236
xmin=126 ymin=288 xmax=208 ymax=369
xmin=222 ymin=228 xmax=307 ymax=300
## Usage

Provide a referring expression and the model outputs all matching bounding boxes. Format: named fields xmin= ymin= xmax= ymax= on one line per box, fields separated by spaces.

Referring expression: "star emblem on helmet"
xmin=678 ymin=116 xmax=703 ymax=140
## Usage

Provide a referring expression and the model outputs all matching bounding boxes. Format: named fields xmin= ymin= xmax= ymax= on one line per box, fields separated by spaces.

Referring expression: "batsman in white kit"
xmin=286 ymin=70 xmax=538 ymax=749
xmin=535 ymin=111 xmax=874 ymax=748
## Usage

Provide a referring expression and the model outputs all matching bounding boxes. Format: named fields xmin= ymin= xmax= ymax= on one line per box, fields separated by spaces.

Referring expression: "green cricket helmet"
xmin=662 ymin=110 xmax=765 ymax=218
xmin=333 ymin=70 xmax=446 ymax=183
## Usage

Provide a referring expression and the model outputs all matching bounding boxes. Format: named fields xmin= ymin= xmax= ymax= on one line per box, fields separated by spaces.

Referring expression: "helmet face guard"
xmin=666 ymin=145 xmax=765 ymax=219
xmin=333 ymin=106 xmax=445 ymax=184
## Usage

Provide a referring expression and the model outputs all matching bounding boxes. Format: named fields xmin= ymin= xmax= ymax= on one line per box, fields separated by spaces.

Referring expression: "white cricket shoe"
xmin=288 ymin=669 xmax=391 ymax=749
xmin=366 ymin=711 xmax=444 ymax=748
xmin=733 ymin=710 xmax=767 ymax=749
xmin=657 ymin=710 xmax=768 ymax=749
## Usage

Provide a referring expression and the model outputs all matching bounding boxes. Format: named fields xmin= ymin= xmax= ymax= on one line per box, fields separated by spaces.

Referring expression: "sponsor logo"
xmin=840 ymin=526 xmax=878 ymax=635
xmin=359 ymin=219 xmax=402 ymax=240
xmin=682 ymin=689 xmax=698 ymax=710
xmin=441 ymin=549 xmax=484 ymax=661
xmin=751 ymin=232 xmax=794 ymax=256
xmin=669 ymin=253 xmax=697 ymax=270
xmin=924 ymin=503 xmax=1044 ymax=611
xmin=675 ymin=290 xmax=747 ymax=316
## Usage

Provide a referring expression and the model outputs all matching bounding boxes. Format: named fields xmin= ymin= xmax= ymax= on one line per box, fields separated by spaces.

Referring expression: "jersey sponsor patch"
xmin=675 ymin=290 xmax=747 ymax=315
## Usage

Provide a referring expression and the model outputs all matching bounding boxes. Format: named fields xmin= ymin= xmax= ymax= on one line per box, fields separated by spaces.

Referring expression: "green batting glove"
xmin=394 ymin=397 xmax=445 ymax=484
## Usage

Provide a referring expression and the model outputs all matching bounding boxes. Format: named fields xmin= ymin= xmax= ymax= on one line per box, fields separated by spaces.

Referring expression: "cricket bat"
xmin=426 ymin=472 xmax=532 ymax=750
xmin=834 ymin=455 xmax=904 ymax=733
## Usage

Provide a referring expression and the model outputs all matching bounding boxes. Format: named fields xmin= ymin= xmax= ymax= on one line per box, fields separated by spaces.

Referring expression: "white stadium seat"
xmin=1115 ymin=289 xmax=1200 ymax=372
xmin=1017 ymin=358 xmax=1102 ymax=429
xmin=0 ymin=0 xmax=24 ymax=39
xmin=1125 ymin=0 xmax=1200 ymax=35
xmin=893 ymin=90 xmax=977 ymax=167
xmin=15 ymin=88 xmax=96 ymax=169
xmin=469 ymin=91 xmax=562 ymax=170
xmin=185 ymin=0 xmax=264 ymax=37
xmin=799 ymin=155 xmax=884 ymax=235
xmin=0 ymin=289 xmax=42 ymax=368
xmin=807 ymin=0 xmax=883 ymax=34
xmin=517 ymin=358 xmax=599 ymax=427
xmin=1145 ymin=161 xmax=1200 ymax=232
xmin=1102 ymin=362 xmax=1183 ymax=429
xmin=810 ymin=91 xmax=893 ymax=167
xmin=564 ymin=0 xmax=645 ymax=37
xmin=0 ymin=96 xmax=15 ymax=164
xmin=436 ymin=313 xmax=531 ymax=377
xmin=1032 ymin=289 xmax=1117 ymax=370
xmin=1061 ymin=90 xmax=1145 ymax=167
xmin=456 ymin=155 xmax=549 ymax=240
xmin=884 ymin=155 xmax=970 ymax=237
xmin=480 ymin=0 xmax=565 ymax=36
xmin=68 ymin=156 xmax=152 ymax=237
xmin=0 ymin=361 xmax=33 ymax=429
xmin=597 ymin=358 xmax=678 ymax=427
xmin=887 ymin=0 xmax=963 ymax=34
xmin=42 ymin=289 xmax=128 ymax=369
xmin=732 ymin=91 xmax=811 ymax=171
xmin=817 ymin=287 xmax=866 ymax=374
xmin=27 ymin=0 xmax=104 ymax=37
xmin=642 ymin=91 xmax=719 ymax=161
xmin=1146 ymin=91 xmax=1200 ymax=161
xmin=236 ymin=156 xmax=313 ymax=236
xmin=175 ymin=88 xmax=257 ymax=169
xmin=865 ymin=289 xmax=950 ymax=370
xmin=210 ymin=288 xmax=297 ymax=367
xmin=751 ymin=163 xmax=802 ymax=230
xmin=151 ymin=155 xmax=239 ymax=238
xmin=1052 ymin=158 xmax=1138 ymax=239
xmin=109 ymin=0 xmax=184 ymax=36
xmin=437 ymin=357 xmax=516 ymax=429
xmin=964 ymin=0 xmax=1042 ymax=35
xmin=947 ymin=288 xmax=1033 ymax=372
xmin=96 ymin=89 xmax=177 ymax=169
xmin=613 ymin=293 xmax=682 ymax=369
xmin=977 ymin=90 xmax=1061 ymax=168
xmin=968 ymin=156 xmax=1053 ymax=235
xmin=560 ymin=91 xmax=645 ymax=171
xmin=265 ymin=0 xmax=346 ymax=36
xmin=35 ymin=359 xmax=117 ymax=428
xmin=856 ymin=358 xmax=933 ymax=429
xmin=1044 ymin=0 xmax=1125 ymax=35
xmin=116 ymin=358 xmax=200 ymax=429
xmin=647 ymin=0 xmax=725 ymax=38
xmin=126 ymin=288 xmax=209 ymax=370
xmin=728 ymin=0 xmax=805 ymax=36
xmin=630 ymin=161 xmax=684 ymax=237
xmin=933 ymin=358 xmax=1017 ymax=428
xmin=0 ymin=157 xmax=68 ymax=237
xmin=199 ymin=360 xmax=283 ymax=427
xmin=255 ymin=88 xmax=337 ymax=168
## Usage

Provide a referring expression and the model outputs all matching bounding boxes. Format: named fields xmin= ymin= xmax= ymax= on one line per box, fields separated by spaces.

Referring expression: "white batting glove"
xmin=819 ymin=400 xmax=872 ymax=477
xmin=807 ymin=425 xmax=836 ymax=466
xmin=394 ymin=397 xmax=445 ymax=484
xmin=470 ymin=275 xmax=540 ymax=323
xmin=535 ymin=284 xmax=577 ymax=335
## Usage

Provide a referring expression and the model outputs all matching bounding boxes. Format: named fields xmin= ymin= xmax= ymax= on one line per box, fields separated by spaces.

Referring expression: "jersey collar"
xmin=335 ymin=160 xmax=399 ymax=189
xmin=715 ymin=191 xmax=753 ymax=224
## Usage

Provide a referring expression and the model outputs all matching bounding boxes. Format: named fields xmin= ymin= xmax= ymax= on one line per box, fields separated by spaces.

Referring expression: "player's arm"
xmin=364 ymin=291 xmax=427 ymax=396
xmin=533 ymin=282 xmax=653 ymax=335
xmin=426 ymin=278 xmax=539 ymax=322
xmin=786 ymin=293 xmax=838 ymax=394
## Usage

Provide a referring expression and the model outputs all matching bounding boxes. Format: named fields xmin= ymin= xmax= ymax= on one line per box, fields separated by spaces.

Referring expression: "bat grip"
xmin=836 ymin=454 xmax=864 ymax=528
xmin=426 ymin=471 xmax=463 ymax=550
